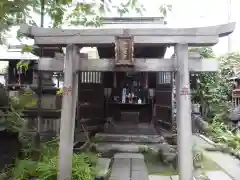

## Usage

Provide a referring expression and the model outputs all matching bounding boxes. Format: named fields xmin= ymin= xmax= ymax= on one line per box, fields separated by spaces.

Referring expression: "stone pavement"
xmin=206 ymin=171 xmax=233 ymax=180
xmin=149 ymin=171 xmax=232 ymax=180
xmin=107 ymin=135 xmax=240 ymax=180
xmin=193 ymin=135 xmax=240 ymax=180
xmin=149 ymin=175 xmax=196 ymax=180
xmin=96 ymin=158 xmax=111 ymax=177
xmin=109 ymin=153 xmax=148 ymax=180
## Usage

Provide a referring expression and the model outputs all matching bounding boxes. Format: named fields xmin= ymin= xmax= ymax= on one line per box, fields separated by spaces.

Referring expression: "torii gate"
xmin=20 ymin=22 xmax=235 ymax=180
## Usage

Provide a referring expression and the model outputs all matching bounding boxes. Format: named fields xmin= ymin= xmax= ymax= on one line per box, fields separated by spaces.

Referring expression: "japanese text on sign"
xmin=62 ymin=86 xmax=72 ymax=96
xmin=180 ymin=86 xmax=190 ymax=99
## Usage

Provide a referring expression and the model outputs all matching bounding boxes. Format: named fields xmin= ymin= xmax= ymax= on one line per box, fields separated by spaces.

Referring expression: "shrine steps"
xmin=95 ymin=142 xmax=161 ymax=153
xmin=94 ymin=123 xmax=163 ymax=153
xmin=103 ymin=123 xmax=158 ymax=135
xmin=94 ymin=133 xmax=164 ymax=143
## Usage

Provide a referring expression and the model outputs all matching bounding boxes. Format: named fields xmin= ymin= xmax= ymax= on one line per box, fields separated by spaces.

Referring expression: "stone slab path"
xmin=96 ymin=158 xmax=111 ymax=177
xmin=109 ymin=153 xmax=148 ymax=180
xmin=149 ymin=171 xmax=233 ymax=180
xmin=194 ymin=135 xmax=240 ymax=180
xmin=149 ymin=175 xmax=171 ymax=180
xmin=149 ymin=175 xmax=197 ymax=180
xmin=107 ymin=135 xmax=240 ymax=180
xmin=206 ymin=171 xmax=233 ymax=180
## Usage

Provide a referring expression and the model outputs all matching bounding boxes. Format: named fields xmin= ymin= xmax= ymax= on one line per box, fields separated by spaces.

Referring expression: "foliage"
xmin=159 ymin=4 xmax=172 ymax=18
xmin=191 ymin=48 xmax=240 ymax=121
xmin=0 ymin=0 xmax=175 ymax=43
xmin=191 ymin=47 xmax=240 ymax=154
xmin=57 ymin=88 xmax=63 ymax=95
xmin=0 ymin=90 xmax=36 ymax=133
xmin=0 ymin=0 xmax=147 ymax=44
xmin=10 ymin=139 xmax=98 ymax=180
xmin=189 ymin=47 xmax=215 ymax=58
xmin=209 ymin=120 xmax=240 ymax=152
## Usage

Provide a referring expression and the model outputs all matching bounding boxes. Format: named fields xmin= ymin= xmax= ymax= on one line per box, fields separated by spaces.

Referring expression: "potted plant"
xmin=56 ymin=89 xmax=63 ymax=109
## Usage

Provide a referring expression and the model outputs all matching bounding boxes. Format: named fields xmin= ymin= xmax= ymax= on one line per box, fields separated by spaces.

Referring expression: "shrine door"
xmin=76 ymin=71 xmax=104 ymax=134
xmin=154 ymin=72 xmax=173 ymax=130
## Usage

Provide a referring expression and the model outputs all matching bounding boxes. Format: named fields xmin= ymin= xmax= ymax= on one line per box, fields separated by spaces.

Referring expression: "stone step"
xmin=95 ymin=133 xmax=164 ymax=143
xmin=95 ymin=142 xmax=159 ymax=153
xmin=96 ymin=143 xmax=148 ymax=153
xmin=149 ymin=175 xmax=172 ymax=180
xmin=171 ymin=175 xmax=197 ymax=180
xmin=104 ymin=123 xmax=158 ymax=135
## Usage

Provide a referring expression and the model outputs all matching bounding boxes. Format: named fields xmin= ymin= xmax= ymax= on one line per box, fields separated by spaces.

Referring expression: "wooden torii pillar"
xmin=20 ymin=22 xmax=235 ymax=180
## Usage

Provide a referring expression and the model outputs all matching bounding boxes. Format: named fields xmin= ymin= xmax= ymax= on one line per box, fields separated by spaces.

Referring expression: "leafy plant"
xmin=209 ymin=120 xmax=240 ymax=152
xmin=11 ymin=139 xmax=98 ymax=180
xmin=56 ymin=88 xmax=63 ymax=95
xmin=190 ymin=48 xmax=238 ymax=121
xmin=189 ymin=48 xmax=240 ymax=156
xmin=12 ymin=159 xmax=38 ymax=180
xmin=0 ymin=0 xmax=147 ymax=44
xmin=0 ymin=90 xmax=36 ymax=133
xmin=159 ymin=4 xmax=172 ymax=17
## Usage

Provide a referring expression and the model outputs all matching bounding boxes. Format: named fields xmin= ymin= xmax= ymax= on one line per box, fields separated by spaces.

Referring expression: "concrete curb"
xmin=195 ymin=133 xmax=216 ymax=146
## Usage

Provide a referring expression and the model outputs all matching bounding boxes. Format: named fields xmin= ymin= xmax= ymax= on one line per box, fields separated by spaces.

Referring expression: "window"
xmin=80 ymin=72 xmax=102 ymax=83
xmin=157 ymin=72 xmax=172 ymax=84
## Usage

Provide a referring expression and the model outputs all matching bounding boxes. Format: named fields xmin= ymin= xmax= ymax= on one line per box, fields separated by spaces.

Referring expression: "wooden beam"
xmin=37 ymin=57 xmax=219 ymax=72
xmin=20 ymin=23 xmax=235 ymax=37
xmin=19 ymin=23 xmax=235 ymax=46
xmin=33 ymin=35 xmax=220 ymax=47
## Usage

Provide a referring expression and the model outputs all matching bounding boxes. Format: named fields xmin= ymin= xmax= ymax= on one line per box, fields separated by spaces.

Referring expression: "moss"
xmin=144 ymin=150 xmax=221 ymax=176
xmin=201 ymin=156 xmax=222 ymax=171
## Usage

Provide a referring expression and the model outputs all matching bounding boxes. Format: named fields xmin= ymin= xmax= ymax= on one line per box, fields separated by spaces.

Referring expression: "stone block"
xmin=131 ymin=159 xmax=145 ymax=171
xmin=148 ymin=175 xmax=171 ymax=180
xmin=31 ymin=94 xmax=57 ymax=109
xmin=96 ymin=158 xmax=111 ymax=176
xmin=206 ymin=171 xmax=232 ymax=180
xmin=109 ymin=158 xmax=130 ymax=180
xmin=114 ymin=153 xmax=144 ymax=159
xmin=131 ymin=170 xmax=148 ymax=180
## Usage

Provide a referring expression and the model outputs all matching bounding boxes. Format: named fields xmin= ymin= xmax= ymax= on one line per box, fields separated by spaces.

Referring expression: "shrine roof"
xmin=0 ymin=51 xmax=38 ymax=61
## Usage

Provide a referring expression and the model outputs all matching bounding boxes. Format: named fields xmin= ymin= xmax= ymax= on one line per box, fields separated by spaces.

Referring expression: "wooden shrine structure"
xmin=19 ymin=17 xmax=235 ymax=180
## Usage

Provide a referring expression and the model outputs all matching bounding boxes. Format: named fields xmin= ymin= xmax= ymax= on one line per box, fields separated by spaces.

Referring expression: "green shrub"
xmin=10 ymin=138 xmax=97 ymax=180
xmin=209 ymin=120 xmax=240 ymax=152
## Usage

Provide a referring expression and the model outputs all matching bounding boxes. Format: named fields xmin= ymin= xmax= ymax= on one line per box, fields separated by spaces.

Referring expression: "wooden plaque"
xmin=115 ymin=36 xmax=134 ymax=66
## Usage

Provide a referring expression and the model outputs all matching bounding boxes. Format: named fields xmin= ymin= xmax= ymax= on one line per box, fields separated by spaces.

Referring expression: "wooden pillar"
xmin=145 ymin=72 xmax=148 ymax=88
xmin=171 ymin=72 xmax=177 ymax=134
xmin=175 ymin=44 xmax=193 ymax=180
xmin=113 ymin=72 xmax=117 ymax=88
xmin=58 ymin=44 xmax=79 ymax=180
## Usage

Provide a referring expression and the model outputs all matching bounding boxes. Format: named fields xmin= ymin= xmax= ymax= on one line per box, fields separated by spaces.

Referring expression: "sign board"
xmin=115 ymin=36 xmax=134 ymax=66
